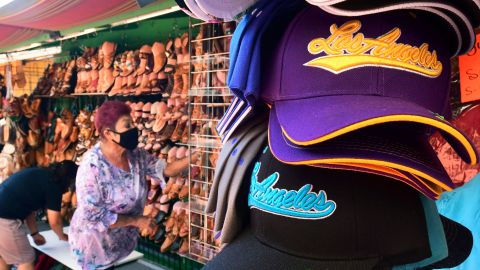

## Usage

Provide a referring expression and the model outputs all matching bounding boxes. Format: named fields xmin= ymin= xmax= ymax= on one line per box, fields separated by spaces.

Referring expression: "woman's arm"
xmin=143 ymin=149 xmax=200 ymax=184
xmin=164 ymin=151 xmax=201 ymax=177
xmin=163 ymin=156 xmax=190 ymax=177
xmin=110 ymin=215 xmax=156 ymax=234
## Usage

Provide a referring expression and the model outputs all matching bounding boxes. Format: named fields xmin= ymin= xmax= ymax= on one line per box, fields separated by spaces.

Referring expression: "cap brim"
xmin=274 ymin=95 xmax=478 ymax=165
xmin=184 ymin=0 xmax=216 ymax=21
xmin=312 ymin=163 xmax=439 ymax=199
xmin=316 ymin=2 xmax=476 ymax=55
xmin=326 ymin=0 xmax=480 ymax=27
xmin=195 ymin=0 xmax=258 ymax=21
xmin=423 ymin=215 xmax=474 ymax=268
xmin=204 ymin=227 xmax=381 ymax=270
xmin=269 ymin=106 xmax=455 ymax=197
xmin=174 ymin=0 xmax=200 ymax=19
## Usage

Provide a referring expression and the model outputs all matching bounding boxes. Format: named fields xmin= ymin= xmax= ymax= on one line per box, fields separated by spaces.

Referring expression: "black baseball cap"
xmin=419 ymin=215 xmax=473 ymax=269
xmin=205 ymin=146 xmax=431 ymax=269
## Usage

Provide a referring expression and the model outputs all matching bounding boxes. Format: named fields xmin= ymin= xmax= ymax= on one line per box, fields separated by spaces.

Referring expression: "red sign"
xmin=459 ymin=34 xmax=480 ymax=103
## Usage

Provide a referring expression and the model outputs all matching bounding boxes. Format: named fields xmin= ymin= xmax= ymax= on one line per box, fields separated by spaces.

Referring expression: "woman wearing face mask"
xmin=69 ymin=101 xmax=198 ymax=270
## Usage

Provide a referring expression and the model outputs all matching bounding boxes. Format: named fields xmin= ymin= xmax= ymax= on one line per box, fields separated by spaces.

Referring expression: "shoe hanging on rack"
xmin=152 ymin=42 xmax=167 ymax=74
xmin=178 ymin=182 xmax=189 ymax=200
xmin=108 ymin=76 xmax=124 ymax=97
xmin=167 ymin=176 xmax=186 ymax=200
xmin=171 ymin=37 xmax=184 ymax=99
xmin=152 ymin=101 xmax=168 ymax=133
xmin=158 ymin=119 xmax=177 ymax=142
xmin=135 ymin=45 xmax=154 ymax=96
xmin=149 ymin=72 xmax=160 ymax=94
xmin=97 ymin=46 xmax=104 ymax=70
xmin=88 ymin=52 xmax=100 ymax=93
xmin=75 ymin=57 xmax=89 ymax=94
xmin=134 ymin=73 xmax=152 ymax=96
xmin=164 ymin=39 xmax=177 ymax=74
xmin=135 ymin=45 xmax=151 ymax=77
xmin=83 ymin=48 xmax=97 ymax=93
xmin=173 ymin=206 xmax=187 ymax=236
xmin=191 ymin=181 xmax=201 ymax=196
xmin=61 ymin=59 xmax=76 ymax=94
xmin=163 ymin=177 xmax=176 ymax=195
xmin=180 ymin=33 xmax=190 ymax=99
xmin=113 ymin=52 xmax=125 ymax=77
xmin=165 ymin=201 xmax=182 ymax=233
xmin=102 ymin=41 xmax=117 ymax=69
xmin=97 ymin=63 xmax=106 ymax=93
xmin=160 ymin=232 xmax=178 ymax=253
xmin=98 ymin=42 xmax=116 ymax=93
xmin=121 ymin=51 xmax=135 ymax=77
xmin=124 ymin=73 xmax=137 ymax=96
xmin=156 ymin=71 xmax=170 ymax=95
xmin=51 ymin=63 xmax=66 ymax=96
xmin=171 ymin=115 xmax=188 ymax=142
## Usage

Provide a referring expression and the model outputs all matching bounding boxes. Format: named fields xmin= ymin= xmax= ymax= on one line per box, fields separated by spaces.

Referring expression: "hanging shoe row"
xmin=33 ymin=33 xmax=190 ymax=98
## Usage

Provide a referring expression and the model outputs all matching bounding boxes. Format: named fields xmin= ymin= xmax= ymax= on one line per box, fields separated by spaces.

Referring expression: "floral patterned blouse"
xmin=69 ymin=143 xmax=166 ymax=270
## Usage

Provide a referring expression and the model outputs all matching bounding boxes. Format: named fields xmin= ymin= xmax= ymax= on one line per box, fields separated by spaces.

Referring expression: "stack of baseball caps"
xmin=261 ymin=4 xmax=480 ymax=201
xmin=176 ymin=0 xmax=480 ymax=268
xmin=215 ymin=0 xmax=480 ymax=142
xmin=179 ymin=0 xmax=480 ymax=201
xmin=187 ymin=0 xmax=480 ymax=136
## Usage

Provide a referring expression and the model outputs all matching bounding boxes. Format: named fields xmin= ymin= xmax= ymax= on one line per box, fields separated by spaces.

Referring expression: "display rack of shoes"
xmin=2 ymin=18 xmax=235 ymax=264
xmin=186 ymin=20 xmax=235 ymax=264
xmin=32 ymin=41 xmax=175 ymax=99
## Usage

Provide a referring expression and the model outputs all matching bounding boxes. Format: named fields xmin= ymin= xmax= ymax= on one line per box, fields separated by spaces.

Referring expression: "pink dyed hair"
xmin=95 ymin=101 xmax=131 ymax=138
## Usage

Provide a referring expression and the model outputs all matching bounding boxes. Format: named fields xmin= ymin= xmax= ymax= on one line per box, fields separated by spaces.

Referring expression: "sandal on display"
xmin=102 ymin=41 xmax=117 ymax=69
xmin=136 ymin=45 xmax=153 ymax=76
xmin=160 ymin=233 xmax=178 ymax=253
xmin=152 ymin=42 xmax=167 ymax=73
xmin=99 ymin=67 xmax=115 ymax=93
xmin=164 ymin=40 xmax=177 ymax=74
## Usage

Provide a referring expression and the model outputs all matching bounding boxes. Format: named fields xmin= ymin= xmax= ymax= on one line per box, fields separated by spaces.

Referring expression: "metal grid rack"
xmin=187 ymin=20 xmax=235 ymax=264
xmin=0 ymin=59 xmax=53 ymax=97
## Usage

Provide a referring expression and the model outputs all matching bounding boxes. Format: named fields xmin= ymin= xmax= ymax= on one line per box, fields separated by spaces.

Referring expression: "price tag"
xmin=459 ymin=34 xmax=480 ymax=103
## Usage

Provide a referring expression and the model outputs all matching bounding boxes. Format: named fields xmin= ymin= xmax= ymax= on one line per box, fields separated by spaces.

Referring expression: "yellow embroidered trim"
xmin=312 ymin=163 xmax=440 ymax=199
xmin=305 ymin=20 xmax=442 ymax=78
xmin=279 ymin=114 xmax=477 ymax=165
xmin=267 ymin=130 xmax=453 ymax=191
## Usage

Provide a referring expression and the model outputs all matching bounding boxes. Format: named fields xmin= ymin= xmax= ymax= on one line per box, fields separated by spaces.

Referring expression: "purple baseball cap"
xmin=261 ymin=6 xmax=478 ymax=168
xmin=268 ymin=107 xmax=451 ymax=199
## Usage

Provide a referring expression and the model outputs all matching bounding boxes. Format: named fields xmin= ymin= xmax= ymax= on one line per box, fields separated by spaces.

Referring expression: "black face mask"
xmin=110 ymin=127 xmax=139 ymax=150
